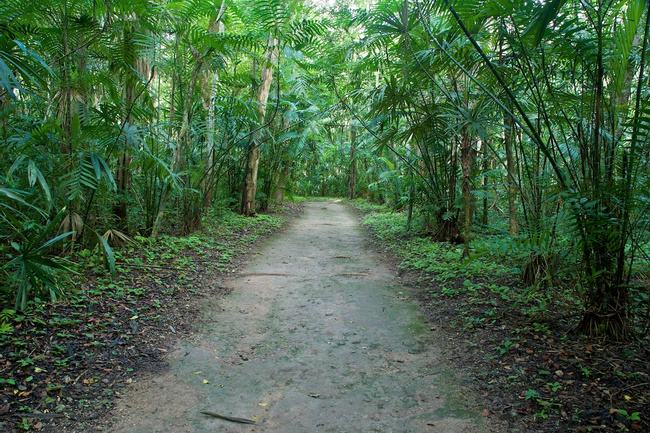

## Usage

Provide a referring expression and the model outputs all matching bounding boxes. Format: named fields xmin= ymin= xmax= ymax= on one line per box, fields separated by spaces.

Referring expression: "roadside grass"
xmin=286 ymin=195 xmax=340 ymax=204
xmin=0 ymin=205 xmax=295 ymax=432
xmin=348 ymin=199 xmax=650 ymax=433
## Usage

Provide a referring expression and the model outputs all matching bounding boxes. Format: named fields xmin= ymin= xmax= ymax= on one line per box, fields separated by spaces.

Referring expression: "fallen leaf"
xmin=193 ymin=371 xmax=202 ymax=375
xmin=258 ymin=403 xmax=267 ymax=407
xmin=624 ymin=395 xmax=632 ymax=401
xmin=203 ymin=380 xmax=209 ymax=384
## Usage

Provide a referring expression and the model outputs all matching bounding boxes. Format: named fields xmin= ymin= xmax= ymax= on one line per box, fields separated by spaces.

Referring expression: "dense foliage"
xmin=1 ymin=0 xmax=649 ymax=340
xmin=353 ymin=199 xmax=650 ymax=432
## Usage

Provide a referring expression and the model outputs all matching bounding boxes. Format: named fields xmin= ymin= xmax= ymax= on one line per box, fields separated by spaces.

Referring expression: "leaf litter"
xmin=0 ymin=204 xmax=303 ymax=432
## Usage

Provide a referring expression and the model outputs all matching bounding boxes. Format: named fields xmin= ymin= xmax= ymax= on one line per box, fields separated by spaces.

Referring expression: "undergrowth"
xmin=357 ymin=204 xmax=516 ymax=285
xmin=0 ymin=207 xmax=287 ymax=432
xmin=348 ymin=199 xmax=650 ymax=432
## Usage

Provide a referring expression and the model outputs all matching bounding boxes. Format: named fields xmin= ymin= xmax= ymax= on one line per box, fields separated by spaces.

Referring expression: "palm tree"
xmin=439 ymin=0 xmax=650 ymax=339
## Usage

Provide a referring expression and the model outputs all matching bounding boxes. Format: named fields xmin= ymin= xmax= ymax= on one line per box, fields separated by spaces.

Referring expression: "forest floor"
xmin=1 ymin=200 xmax=489 ymax=433
xmin=351 ymin=201 xmax=650 ymax=433
xmin=103 ymin=200 xmax=486 ymax=433
xmin=0 ymin=204 xmax=300 ymax=432
xmin=3 ymin=199 xmax=647 ymax=433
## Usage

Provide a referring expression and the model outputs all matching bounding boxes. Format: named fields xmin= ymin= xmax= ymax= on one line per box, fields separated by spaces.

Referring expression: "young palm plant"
xmin=437 ymin=0 xmax=650 ymax=339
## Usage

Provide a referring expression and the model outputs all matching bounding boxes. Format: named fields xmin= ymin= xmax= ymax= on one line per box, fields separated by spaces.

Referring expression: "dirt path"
xmin=109 ymin=201 xmax=485 ymax=432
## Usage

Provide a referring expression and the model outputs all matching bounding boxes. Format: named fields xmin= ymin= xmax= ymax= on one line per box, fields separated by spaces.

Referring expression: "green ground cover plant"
xmin=0 ymin=205 xmax=296 ymax=432
xmin=350 ymin=199 xmax=650 ymax=433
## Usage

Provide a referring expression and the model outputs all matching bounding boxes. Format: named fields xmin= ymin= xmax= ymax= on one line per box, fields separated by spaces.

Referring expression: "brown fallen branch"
xmin=0 ymin=412 xmax=65 ymax=419
xmin=200 ymin=410 xmax=256 ymax=425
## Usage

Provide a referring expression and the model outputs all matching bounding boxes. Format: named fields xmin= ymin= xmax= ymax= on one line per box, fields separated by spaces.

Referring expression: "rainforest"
xmin=1 ymin=0 xmax=649 ymax=431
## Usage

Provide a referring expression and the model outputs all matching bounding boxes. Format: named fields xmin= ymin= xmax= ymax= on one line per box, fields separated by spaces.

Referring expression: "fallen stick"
xmin=0 ymin=413 xmax=65 ymax=419
xmin=200 ymin=410 xmax=256 ymax=425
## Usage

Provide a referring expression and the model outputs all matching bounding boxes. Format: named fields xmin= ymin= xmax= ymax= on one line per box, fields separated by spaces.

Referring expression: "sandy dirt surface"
xmin=108 ymin=201 xmax=485 ymax=433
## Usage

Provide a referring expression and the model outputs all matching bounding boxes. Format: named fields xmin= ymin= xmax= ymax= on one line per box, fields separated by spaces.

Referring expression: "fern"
xmin=60 ymin=152 xmax=116 ymax=201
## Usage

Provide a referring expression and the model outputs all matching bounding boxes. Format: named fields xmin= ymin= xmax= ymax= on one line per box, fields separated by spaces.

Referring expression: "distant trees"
xmin=2 ymin=0 xmax=648 ymax=340
xmin=0 ymin=0 xmax=326 ymax=308
xmin=323 ymin=0 xmax=650 ymax=340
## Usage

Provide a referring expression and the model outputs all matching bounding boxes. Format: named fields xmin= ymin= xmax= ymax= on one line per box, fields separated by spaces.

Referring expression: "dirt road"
xmin=110 ymin=201 xmax=484 ymax=432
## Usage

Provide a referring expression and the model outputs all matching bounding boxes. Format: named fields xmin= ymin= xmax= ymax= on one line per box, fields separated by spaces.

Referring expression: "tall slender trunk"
xmin=202 ymin=57 xmax=220 ymax=210
xmin=461 ymin=129 xmax=474 ymax=258
xmin=273 ymin=116 xmax=292 ymax=206
xmin=241 ymin=38 xmax=278 ymax=216
xmin=406 ymin=144 xmax=415 ymax=231
xmin=114 ymin=23 xmax=150 ymax=229
xmin=202 ymin=5 xmax=226 ymax=210
xmin=504 ymin=106 xmax=518 ymax=236
xmin=202 ymin=69 xmax=219 ymax=209
xmin=482 ymin=149 xmax=489 ymax=225
xmin=151 ymin=42 xmax=179 ymax=239
xmin=173 ymin=48 xmax=203 ymax=169
xmin=275 ymin=165 xmax=290 ymax=205
xmin=60 ymin=6 xmax=72 ymax=154
xmin=348 ymin=126 xmax=357 ymax=200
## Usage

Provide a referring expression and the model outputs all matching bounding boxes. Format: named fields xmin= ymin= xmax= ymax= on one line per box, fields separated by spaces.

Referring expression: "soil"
xmin=352 ymin=209 xmax=650 ymax=433
xmin=5 ymin=200 xmax=646 ymax=433
xmin=412 ymin=275 xmax=650 ymax=433
xmin=105 ymin=201 xmax=487 ymax=432
xmin=0 ymin=204 xmax=301 ymax=433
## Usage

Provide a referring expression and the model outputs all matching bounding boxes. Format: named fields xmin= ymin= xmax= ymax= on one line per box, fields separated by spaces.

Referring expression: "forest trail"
xmin=109 ymin=201 xmax=484 ymax=433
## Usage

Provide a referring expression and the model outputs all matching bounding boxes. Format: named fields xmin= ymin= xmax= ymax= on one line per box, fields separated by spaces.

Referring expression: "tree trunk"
xmin=498 ymin=33 xmax=518 ymax=237
xmin=504 ymin=107 xmax=518 ymax=236
xmin=348 ymin=126 xmax=357 ymax=200
xmin=202 ymin=66 xmax=219 ymax=210
xmin=114 ymin=151 xmax=132 ymax=227
xmin=113 ymin=23 xmax=150 ymax=229
xmin=482 ymin=149 xmax=489 ymax=225
xmin=241 ymin=38 xmax=278 ymax=216
xmin=460 ymin=130 xmax=474 ymax=258
xmin=273 ymin=115 xmax=292 ymax=206
xmin=275 ymin=165 xmax=290 ymax=205
xmin=173 ymin=48 xmax=203 ymax=170
xmin=200 ymin=57 xmax=221 ymax=211
xmin=59 ymin=8 xmax=72 ymax=154
xmin=202 ymin=5 xmax=226 ymax=210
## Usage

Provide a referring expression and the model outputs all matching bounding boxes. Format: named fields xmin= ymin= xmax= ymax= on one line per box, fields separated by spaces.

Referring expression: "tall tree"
xmin=241 ymin=36 xmax=278 ymax=216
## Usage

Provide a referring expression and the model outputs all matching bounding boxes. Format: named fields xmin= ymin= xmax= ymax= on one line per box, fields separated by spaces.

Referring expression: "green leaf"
xmin=526 ymin=0 xmax=569 ymax=47
xmin=96 ymin=232 xmax=116 ymax=279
